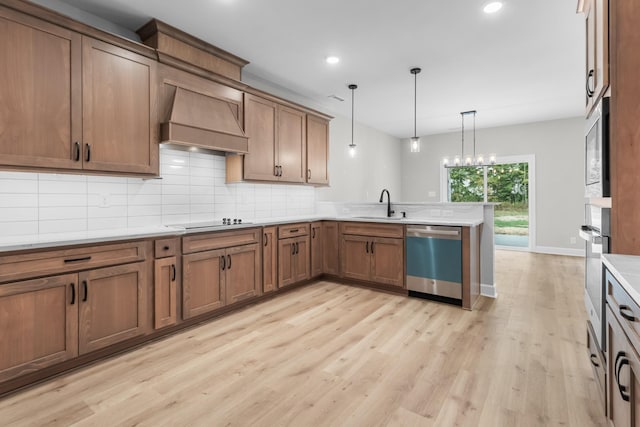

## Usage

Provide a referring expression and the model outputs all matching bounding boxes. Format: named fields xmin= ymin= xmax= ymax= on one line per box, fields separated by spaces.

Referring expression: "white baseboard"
xmin=533 ymin=246 xmax=585 ymax=257
xmin=481 ymin=283 xmax=497 ymax=298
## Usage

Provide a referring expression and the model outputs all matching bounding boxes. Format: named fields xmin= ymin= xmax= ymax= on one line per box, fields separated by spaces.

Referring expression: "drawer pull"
xmin=171 ymin=264 xmax=176 ymax=282
xmin=70 ymin=283 xmax=76 ymax=305
xmin=74 ymin=141 xmax=81 ymax=162
xmin=163 ymin=246 xmax=170 ymax=251
xmin=366 ymin=241 xmax=369 ymax=253
xmin=289 ymin=229 xmax=299 ymax=233
xmin=227 ymin=255 xmax=232 ymax=269
xmin=85 ymin=143 xmax=91 ymax=162
xmin=370 ymin=241 xmax=375 ymax=254
xmin=619 ymin=305 xmax=636 ymax=322
xmin=82 ymin=281 xmax=88 ymax=302
xmin=615 ymin=351 xmax=631 ymax=402
xmin=64 ymin=256 xmax=92 ymax=263
xmin=264 ymin=233 xmax=268 ymax=246
xmin=589 ymin=353 xmax=599 ymax=368
xmin=220 ymin=255 xmax=226 ymax=271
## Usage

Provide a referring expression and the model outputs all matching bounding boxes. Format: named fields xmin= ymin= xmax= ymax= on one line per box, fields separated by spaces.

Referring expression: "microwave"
xmin=585 ymin=97 xmax=610 ymax=198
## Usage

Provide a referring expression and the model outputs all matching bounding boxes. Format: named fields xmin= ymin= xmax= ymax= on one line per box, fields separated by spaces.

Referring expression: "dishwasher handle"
xmin=407 ymin=227 xmax=461 ymax=239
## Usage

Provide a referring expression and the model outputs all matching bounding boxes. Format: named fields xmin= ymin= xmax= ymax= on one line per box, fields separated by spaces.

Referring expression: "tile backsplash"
xmin=0 ymin=147 xmax=316 ymax=237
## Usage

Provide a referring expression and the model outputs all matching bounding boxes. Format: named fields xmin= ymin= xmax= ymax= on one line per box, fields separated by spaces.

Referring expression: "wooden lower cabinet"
xmin=225 ymin=243 xmax=261 ymax=304
xmin=341 ymin=235 xmax=371 ymax=282
xmin=278 ymin=236 xmax=310 ymax=288
xmin=341 ymin=232 xmax=404 ymax=288
xmin=154 ymin=256 xmax=177 ymax=329
xmin=78 ymin=263 xmax=148 ymax=355
xmin=0 ymin=274 xmax=78 ymax=383
xmin=322 ymin=221 xmax=339 ymax=276
xmin=607 ymin=305 xmax=640 ymax=426
xmin=310 ymin=222 xmax=323 ymax=278
xmin=263 ymin=226 xmax=278 ymax=293
xmin=370 ymin=238 xmax=404 ymax=287
xmin=182 ymin=249 xmax=225 ymax=319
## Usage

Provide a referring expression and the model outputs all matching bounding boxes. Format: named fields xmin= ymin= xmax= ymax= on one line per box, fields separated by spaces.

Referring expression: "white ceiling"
xmin=49 ymin=0 xmax=585 ymax=138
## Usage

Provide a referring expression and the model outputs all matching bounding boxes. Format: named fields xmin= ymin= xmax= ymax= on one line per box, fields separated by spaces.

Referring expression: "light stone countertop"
xmin=603 ymin=254 xmax=640 ymax=305
xmin=0 ymin=215 xmax=484 ymax=253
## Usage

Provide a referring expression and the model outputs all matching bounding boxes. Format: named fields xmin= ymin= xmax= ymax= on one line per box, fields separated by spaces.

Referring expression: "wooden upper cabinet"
xmin=0 ymin=8 xmax=82 ymax=170
xmin=278 ymin=105 xmax=306 ymax=183
xmin=82 ymin=37 xmax=158 ymax=175
xmin=243 ymin=94 xmax=278 ymax=181
xmin=0 ymin=274 xmax=78 ymax=383
xmin=583 ymin=0 xmax=609 ymax=115
xmin=306 ymin=115 xmax=329 ymax=185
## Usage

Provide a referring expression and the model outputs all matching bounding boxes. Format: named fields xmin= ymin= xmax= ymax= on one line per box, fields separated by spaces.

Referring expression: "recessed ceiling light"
xmin=483 ymin=1 xmax=503 ymax=13
xmin=326 ymin=56 xmax=340 ymax=65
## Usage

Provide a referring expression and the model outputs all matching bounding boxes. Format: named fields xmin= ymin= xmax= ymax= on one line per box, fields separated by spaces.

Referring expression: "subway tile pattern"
xmin=0 ymin=147 xmax=315 ymax=237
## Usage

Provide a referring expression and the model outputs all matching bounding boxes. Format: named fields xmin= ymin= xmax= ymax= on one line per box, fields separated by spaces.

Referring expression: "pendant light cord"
xmin=461 ymin=112 xmax=464 ymax=159
xmin=351 ymin=88 xmax=354 ymax=145
xmin=413 ymin=72 xmax=417 ymax=138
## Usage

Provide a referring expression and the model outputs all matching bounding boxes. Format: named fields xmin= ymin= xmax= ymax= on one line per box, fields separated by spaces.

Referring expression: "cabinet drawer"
xmin=587 ymin=321 xmax=606 ymax=404
xmin=0 ymin=242 xmax=147 ymax=284
xmin=183 ymin=228 xmax=260 ymax=254
xmin=606 ymin=268 xmax=640 ymax=352
xmin=278 ymin=223 xmax=310 ymax=239
xmin=155 ymin=238 xmax=179 ymax=258
xmin=339 ymin=222 xmax=404 ymax=238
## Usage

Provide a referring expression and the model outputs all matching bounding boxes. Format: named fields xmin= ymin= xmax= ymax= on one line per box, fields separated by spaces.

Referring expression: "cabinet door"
xmin=243 ymin=94 xmax=278 ymax=181
xmin=0 ymin=9 xmax=82 ymax=170
xmin=277 ymin=105 xmax=306 ymax=183
xmin=183 ymin=249 xmax=225 ymax=319
xmin=310 ymin=222 xmax=323 ymax=278
xmin=82 ymin=37 xmax=158 ymax=175
xmin=154 ymin=257 xmax=177 ymax=330
xmin=371 ymin=237 xmax=405 ymax=288
xmin=78 ymin=263 xmax=147 ymax=355
xmin=0 ymin=274 xmax=78 ymax=383
xmin=322 ymin=221 xmax=340 ymax=276
xmin=607 ymin=305 xmax=633 ymax=427
xmin=225 ymin=243 xmax=261 ymax=304
xmin=263 ymin=226 xmax=278 ymax=293
xmin=278 ymin=239 xmax=296 ymax=288
xmin=306 ymin=115 xmax=329 ymax=185
xmin=585 ymin=0 xmax=596 ymax=112
xmin=294 ymin=237 xmax=310 ymax=283
xmin=341 ymin=235 xmax=371 ymax=282
xmin=592 ymin=0 xmax=609 ymax=107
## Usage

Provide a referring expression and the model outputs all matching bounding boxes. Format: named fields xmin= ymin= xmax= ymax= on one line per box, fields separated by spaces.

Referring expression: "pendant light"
xmin=348 ymin=84 xmax=357 ymax=157
xmin=410 ymin=67 xmax=421 ymax=153
xmin=444 ymin=110 xmax=496 ymax=168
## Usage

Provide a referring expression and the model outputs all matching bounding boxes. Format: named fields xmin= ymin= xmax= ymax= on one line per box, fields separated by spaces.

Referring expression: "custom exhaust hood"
xmin=161 ymin=86 xmax=249 ymax=153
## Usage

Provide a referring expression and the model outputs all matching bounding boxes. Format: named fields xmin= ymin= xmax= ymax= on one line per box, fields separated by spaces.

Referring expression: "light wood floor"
xmin=0 ymin=251 xmax=607 ymax=426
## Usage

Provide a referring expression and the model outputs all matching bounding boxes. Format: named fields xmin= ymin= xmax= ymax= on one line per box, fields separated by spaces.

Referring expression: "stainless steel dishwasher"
xmin=406 ymin=225 xmax=462 ymax=305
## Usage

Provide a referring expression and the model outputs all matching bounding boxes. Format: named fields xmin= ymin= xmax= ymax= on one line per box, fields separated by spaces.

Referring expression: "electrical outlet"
xmin=99 ymin=193 xmax=110 ymax=208
xmin=570 ymin=237 xmax=577 ymax=244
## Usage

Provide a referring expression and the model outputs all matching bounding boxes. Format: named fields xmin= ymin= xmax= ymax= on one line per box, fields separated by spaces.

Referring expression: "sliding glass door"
xmin=445 ymin=157 xmax=533 ymax=250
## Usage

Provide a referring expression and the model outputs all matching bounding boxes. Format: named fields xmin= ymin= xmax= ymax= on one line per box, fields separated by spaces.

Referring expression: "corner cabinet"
xmin=0 ymin=6 xmax=158 ymax=176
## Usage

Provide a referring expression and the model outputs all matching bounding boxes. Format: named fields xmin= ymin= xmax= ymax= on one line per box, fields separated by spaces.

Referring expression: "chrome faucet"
xmin=379 ymin=189 xmax=395 ymax=217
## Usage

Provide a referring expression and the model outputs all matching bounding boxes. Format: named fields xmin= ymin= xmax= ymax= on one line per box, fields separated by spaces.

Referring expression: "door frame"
xmin=440 ymin=154 xmax=536 ymax=251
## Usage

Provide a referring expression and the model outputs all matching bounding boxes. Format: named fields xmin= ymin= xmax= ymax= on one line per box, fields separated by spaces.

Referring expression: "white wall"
xmin=401 ymin=117 xmax=585 ymax=253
